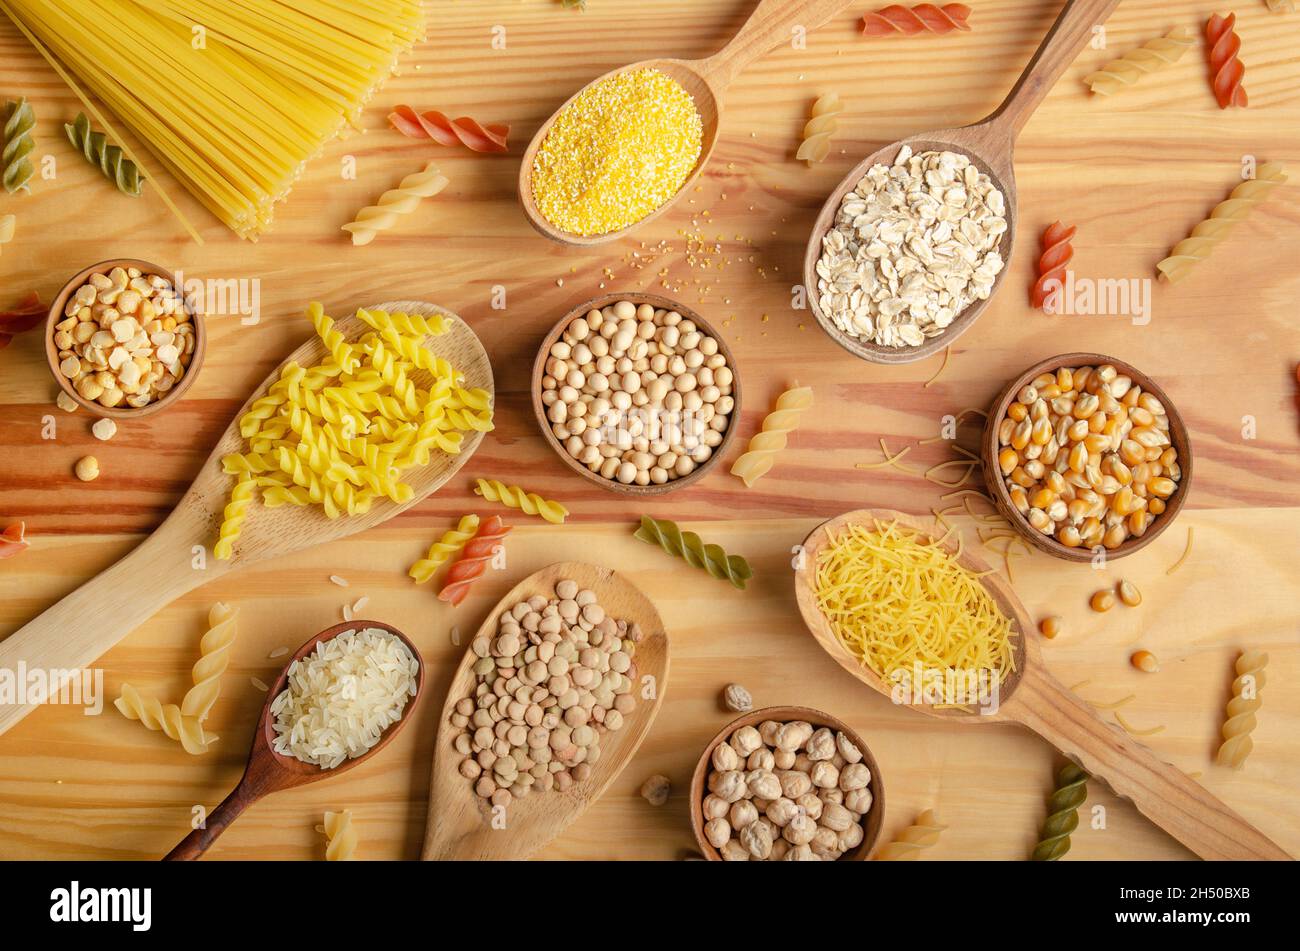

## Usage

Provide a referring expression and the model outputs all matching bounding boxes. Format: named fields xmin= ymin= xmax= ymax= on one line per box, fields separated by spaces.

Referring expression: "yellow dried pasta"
xmin=473 ymin=479 xmax=568 ymax=524
xmin=114 ymin=683 xmax=215 ymax=755
xmin=179 ymin=602 xmax=239 ymax=721
xmin=730 ymin=386 xmax=813 ymax=487
xmin=409 ymin=514 xmax=479 ymax=583
xmin=342 ymin=161 xmax=448 ymax=246
xmin=795 ymin=93 xmax=843 ymax=164
xmin=317 ymin=810 xmax=358 ymax=861
xmin=1083 ymin=27 xmax=1196 ymax=96
xmin=874 ymin=809 xmax=946 ymax=860
xmin=1216 ymin=650 xmax=1268 ymax=768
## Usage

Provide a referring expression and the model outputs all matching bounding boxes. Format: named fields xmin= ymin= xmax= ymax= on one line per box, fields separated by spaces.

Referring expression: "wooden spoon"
xmin=421 ymin=562 xmax=670 ymax=860
xmin=804 ymin=0 xmax=1122 ymax=364
xmin=0 ymin=300 xmax=491 ymax=740
xmin=164 ymin=620 xmax=424 ymax=860
xmin=793 ymin=508 xmax=1292 ymax=861
xmin=519 ymin=0 xmax=854 ymax=246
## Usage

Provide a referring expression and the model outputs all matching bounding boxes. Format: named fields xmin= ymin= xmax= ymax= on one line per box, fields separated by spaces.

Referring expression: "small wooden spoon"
xmin=519 ymin=0 xmax=854 ymax=246
xmin=421 ymin=562 xmax=670 ymax=860
xmin=0 ymin=301 xmax=491 ymax=741
xmin=804 ymin=0 xmax=1122 ymax=364
xmin=164 ymin=620 xmax=425 ymax=860
xmin=793 ymin=508 xmax=1292 ymax=861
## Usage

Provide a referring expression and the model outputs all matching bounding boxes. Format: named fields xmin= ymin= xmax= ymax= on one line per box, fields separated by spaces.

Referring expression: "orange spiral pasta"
xmin=862 ymin=3 xmax=971 ymax=36
xmin=388 ymin=105 xmax=510 ymax=153
xmin=1030 ymin=221 xmax=1076 ymax=310
xmin=0 ymin=521 xmax=28 ymax=560
xmin=437 ymin=515 xmax=512 ymax=606
xmin=1205 ymin=13 xmax=1248 ymax=109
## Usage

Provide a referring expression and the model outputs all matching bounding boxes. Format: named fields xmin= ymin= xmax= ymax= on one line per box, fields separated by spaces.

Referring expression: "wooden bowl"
xmin=981 ymin=352 xmax=1193 ymax=562
xmin=689 ymin=705 xmax=885 ymax=861
xmin=46 ymin=258 xmax=205 ymax=419
xmin=530 ymin=292 xmax=741 ymax=496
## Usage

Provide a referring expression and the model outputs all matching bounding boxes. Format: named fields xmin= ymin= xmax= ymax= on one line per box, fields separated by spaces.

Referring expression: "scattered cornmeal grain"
xmin=532 ymin=67 xmax=703 ymax=236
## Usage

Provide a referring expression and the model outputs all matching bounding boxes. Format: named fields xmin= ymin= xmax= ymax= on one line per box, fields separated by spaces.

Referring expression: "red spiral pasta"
xmin=1031 ymin=221 xmax=1076 ymax=310
xmin=0 ymin=522 xmax=29 ymax=560
xmin=0 ymin=291 xmax=43 ymax=350
xmin=437 ymin=515 xmax=512 ymax=606
xmin=388 ymin=105 xmax=510 ymax=153
xmin=1205 ymin=13 xmax=1248 ymax=109
xmin=862 ymin=3 xmax=972 ymax=36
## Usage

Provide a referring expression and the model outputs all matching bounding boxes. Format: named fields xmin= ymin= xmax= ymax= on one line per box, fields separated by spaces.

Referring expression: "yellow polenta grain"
xmin=532 ymin=68 xmax=703 ymax=236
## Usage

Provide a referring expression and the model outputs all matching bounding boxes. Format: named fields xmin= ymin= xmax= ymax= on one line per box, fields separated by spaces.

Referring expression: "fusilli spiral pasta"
xmin=438 ymin=515 xmax=511 ymax=606
xmin=180 ymin=602 xmax=239 ymax=721
xmin=0 ymin=215 xmax=13 ymax=257
xmin=64 ymin=112 xmax=144 ymax=197
xmin=1216 ymin=650 xmax=1268 ymax=768
xmin=3 ymin=98 xmax=36 ymax=194
xmin=114 ymin=683 xmax=215 ymax=754
xmin=795 ymin=93 xmax=842 ymax=165
xmin=1031 ymin=763 xmax=1088 ymax=860
xmin=1156 ymin=163 xmax=1287 ymax=284
xmin=213 ymin=473 xmax=254 ymax=561
xmin=342 ymin=161 xmax=448 ymax=246
xmin=1266 ymin=0 xmax=1295 ymax=12
xmin=473 ymin=479 xmax=568 ymax=524
xmin=308 ymin=302 xmax=360 ymax=374
xmin=409 ymin=514 xmax=480 ymax=583
xmin=862 ymin=3 xmax=971 ymax=36
xmin=633 ymin=515 xmax=753 ymax=589
xmin=357 ymin=307 xmax=450 ymax=339
xmin=388 ymin=105 xmax=510 ymax=153
xmin=1031 ymin=220 xmax=1076 ymax=310
xmin=317 ymin=810 xmax=358 ymax=860
xmin=1205 ymin=13 xmax=1248 ymax=109
xmin=873 ymin=809 xmax=946 ymax=859
xmin=730 ymin=386 xmax=813 ymax=487
xmin=1083 ymin=26 xmax=1196 ymax=96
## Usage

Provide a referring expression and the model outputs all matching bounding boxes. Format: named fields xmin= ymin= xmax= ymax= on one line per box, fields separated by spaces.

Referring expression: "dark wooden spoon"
xmin=164 ymin=620 xmax=424 ymax=860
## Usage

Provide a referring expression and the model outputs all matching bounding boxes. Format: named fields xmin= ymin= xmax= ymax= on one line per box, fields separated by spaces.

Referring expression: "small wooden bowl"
xmin=981 ymin=352 xmax=1193 ymax=563
xmin=46 ymin=258 xmax=205 ymax=419
xmin=530 ymin=292 xmax=741 ymax=496
xmin=689 ymin=705 xmax=885 ymax=861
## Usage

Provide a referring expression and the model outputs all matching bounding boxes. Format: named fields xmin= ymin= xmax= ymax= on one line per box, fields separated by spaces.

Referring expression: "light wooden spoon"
xmin=421 ymin=562 xmax=670 ymax=860
xmin=0 ymin=301 xmax=492 ymax=740
xmin=793 ymin=508 xmax=1292 ymax=861
xmin=164 ymin=619 xmax=424 ymax=860
xmin=519 ymin=0 xmax=854 ymax=246
xmin=804 ymin=0 xmax=1122 ymax=364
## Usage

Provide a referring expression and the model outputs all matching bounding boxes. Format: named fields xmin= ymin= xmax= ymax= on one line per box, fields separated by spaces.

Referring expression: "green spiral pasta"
xmin=3 ymin=98 xmax=36 ymax=194
xmin=64 ymin=112 xmax=144 ymax=197
xmin=633 ymin=515 xmax=753 ymax=589
xmin=1031 ymin=763 xmax=1089 ymax=861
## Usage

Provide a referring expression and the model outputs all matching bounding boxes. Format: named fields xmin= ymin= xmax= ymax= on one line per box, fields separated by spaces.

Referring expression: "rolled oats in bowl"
xmin=815 ymin=146 xmax=1007 ymax=349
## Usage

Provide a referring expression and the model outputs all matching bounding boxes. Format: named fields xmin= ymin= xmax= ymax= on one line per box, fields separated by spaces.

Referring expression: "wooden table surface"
xmin=0 ymin=0 xmax=1297 ymax=860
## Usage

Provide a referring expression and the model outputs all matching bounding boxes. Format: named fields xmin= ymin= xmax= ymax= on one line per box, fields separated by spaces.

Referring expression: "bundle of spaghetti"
xmin=730 ymin=385 xmax=813 ymax=487
xmin=1205 ymin=12 xmax=1248 ymax=108
xmin=1156 ymin=163 xmax=1287 ymax=284
xmin=473 ymin=478 xmax=568 ymax=524
xmin=812 ymin=519 xmax=1017 ymax=685
xmin=1031 ymin=763 xmax=1087 ymax=860
xmin=873 ymin=809 xmax=946 ymax=859
xmin=438 ymin=515 xmax=511 ymax=606
xmin=0 ymin=0 xmax=426 ymax=239
xmin=1030 ymin=220 xmax=1076 ymax=310
xmin=215 ymin=303 xmax=491 ymax=560
xmin=862 ymin=3 xmax=971 ymax=36
xmin=795 ymin=93 xmax=842 ymax=165
xmin=409 ymin=514 xmax=479 ymax=583
xmin=1083 ymin=26 xmax=1196 ymax=96
xmin=1216 ymin=650 xmax=1268 ymax=768
xmin=3 ymin=98 xmax=35 ymax=193
xmin=180 ymin=602 xmax=239 ymax=721
xmin=114 ymin=683 xmax=215 ymax=754
xmin=388 ymin=105 xmax=510 ymax=153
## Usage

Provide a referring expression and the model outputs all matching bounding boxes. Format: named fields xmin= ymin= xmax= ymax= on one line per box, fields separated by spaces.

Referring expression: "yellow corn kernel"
xmin=1039 ymin=616 xmax=1064 ymax=638
xmin=1103 ymin=524 xmax=1128 ymax=549
xmin=1160 ymin=447 xmax=1177 ymax=468
xmin=1024 ymin=459 xmax=1045 ymax=480
xmin=1147 ymin=498 xmax=1165 ymax=516
xmin=1130 ymin=650 xmax=1159 ymax=673
xmin=1030 ymin=488 xmax=1055 ymax=509
xmin=1128 ymin=509 xmax=1149 ymax=536
xmin=1120 ymin=440 xmax=1145 ymax=465
xmin=1084 ymin=433 xmax=1110 ymax=454
xmin=998 ymin=418 xmax=1014 ymax=445
xmin=1056 ymin=367 xmax=1073 ymax=391
xmin=1073 ymin=394 xmax=1100 ymax=419
xmin=1117 ymin=579 xmax=1142 ymax=607
xmin=998 ymin=447 xmax=1018 ymax=475
xmin=1068 ymin=443 xmax=1088 ymax=472
xmin=1010 ymin=466 xmax=1035 ymax=489
xmin=1111 ymin=486 xmax=1133 ymax=515
xmin=1027 ymin=508 xmax=1052 ymax=533
xmin=1149 ymin=477 xmax=1177 ymax=498
xmin=1011 ymin=419 xmax=1032 ymax=450
xmin=1056 ymin=525 xmax=1082 ymax=548
xmin=1008 ymin=485 xmax=1030 ymax=513
xmin=1090 ymin=590 xmax=1116 ymax=612
xmin=1008 ymin=402 xmax=1028 ymax=422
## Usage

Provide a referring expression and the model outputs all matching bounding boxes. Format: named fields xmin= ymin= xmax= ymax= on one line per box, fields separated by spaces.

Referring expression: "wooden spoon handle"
xmin=1008 ymin=666 xmax=1290 ymax=860
xmin=702 ymin=0 xmax=854 ymax=89
xmin=984 ymin=0 xmax=1123 ymax=139
xmin=0 ymin=509 xmax=216 ymax=739
xmin=163 ymin=779 xmax=258 ymax=860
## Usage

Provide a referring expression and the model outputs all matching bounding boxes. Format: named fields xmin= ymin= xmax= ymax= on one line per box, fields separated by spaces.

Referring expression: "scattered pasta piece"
xmin=1266 ymin=0 xmax=1295 ymax=11
xmin=114 ymin=684 xmax=215 ymax=754
xmin=473 ymin=479 xmax=568 ymax=524
xmin=1031 ymin=220 xmax=1076 ymax=310
xmin=730 ymin=386 xmax=813 ymax=487
xmin=1083 ymin=26 xmax=1196 ymax=96
xmin=923 ymin=346 xmax=950 ymax=388
xmin=438 ymin=515 xmax=511 ymax=606
xmin=3 ymin=98 xmax=36 ymax=194
xmin=1205 ymin=13 xmax=1248 ymax=108
xmin=317 ymin=810 xmax=358 ymax=860
xmin=409 ymin=515 xmax=480 ymax=583
xmin=179 ymin=603 xmax=239 ymax=721
xmin=342 ymin=161 xmax=448 ymax=246
xmin=64 ymin=113 xmax=144 ymax=196
xmin=854 ymin=437 xmax=916 ymax=472
xmin=213 ymin=474 xmax=254 ymax=562
xmin=388 ymin=105 xmax=509 ymax=153
xmin=862 ymin=3 xmax=971 ymax=35
xmin=873 ymin=809 xmax=946 ymax=859
xmin=1115 ymin=709 xmax=1166 ymax=736
xmin=0 ymin=521 xmax=29 ymax=559
xmin=1157 ymin=164 xmax=1286 ymax=283
xmin=1031 ymin=764 xmax=1087 ymax=860
xmin=634 ymin=516 xmax=753 ymax=589
xmin=1216 ymin=650 xmax=1268 ymax=768
xmin=1166 ymin=527 xmax=1194 ymax=574
xmin=795 ymin=93 xmax=842 ymax=165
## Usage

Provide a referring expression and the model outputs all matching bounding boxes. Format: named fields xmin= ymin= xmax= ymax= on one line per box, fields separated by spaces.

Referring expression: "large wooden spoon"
xmin=0 ymin=301 xmax=492 ymax=740
xmin=165 ymin=619 xmax=424 ymax=860
xmin=804 ymin=0 xmax=1122 ymax=364
xmin=519 ymin=0 xmax=854 ymax=246
xmin=793 ymin=509 xmax=1291 ymax=861
xmin=422 ymin=562 xmax=670 ymax=860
